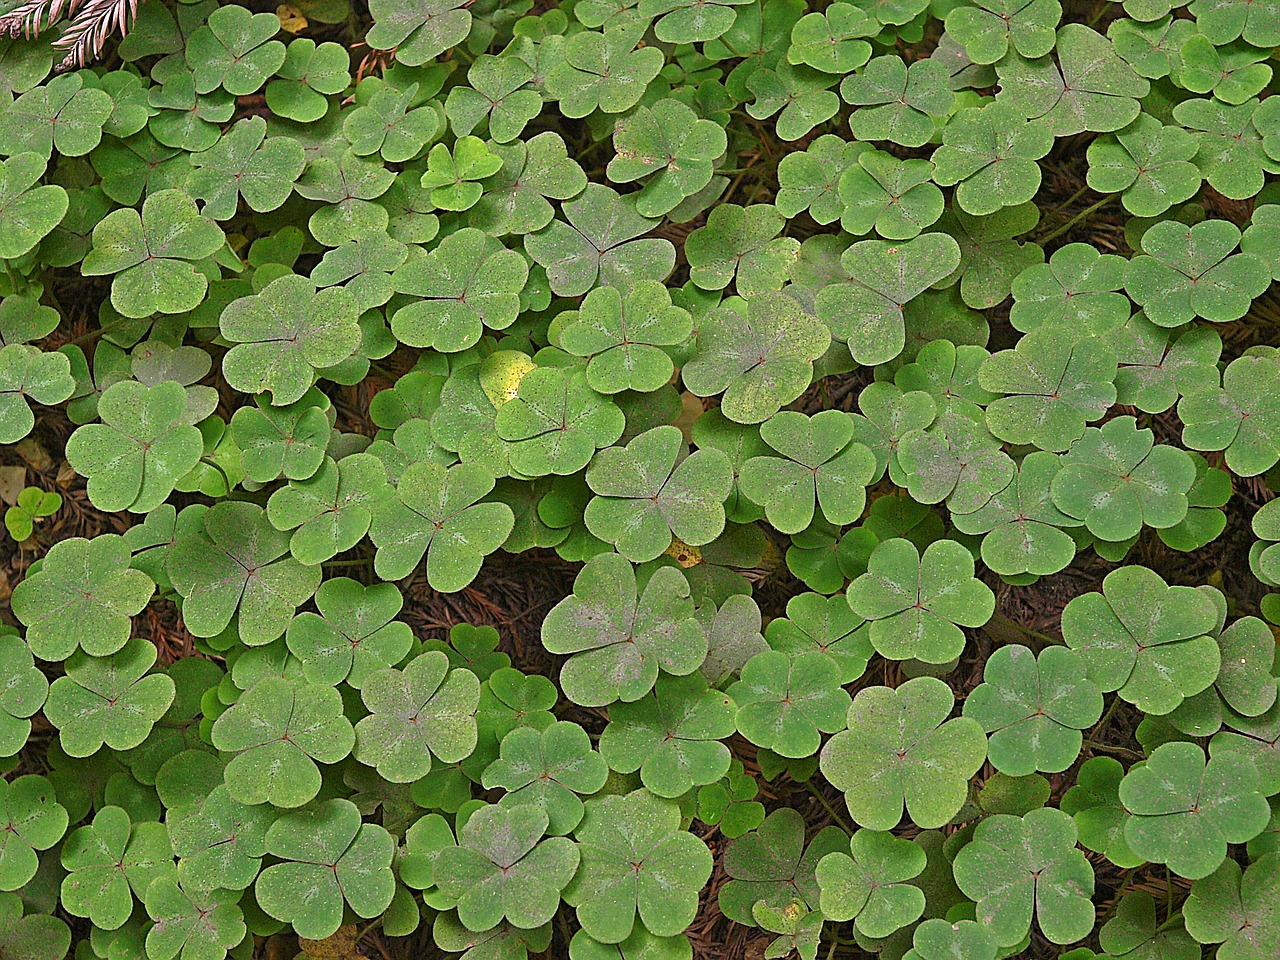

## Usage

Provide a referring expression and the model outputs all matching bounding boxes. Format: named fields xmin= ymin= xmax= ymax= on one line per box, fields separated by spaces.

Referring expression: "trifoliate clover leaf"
xmin=170 ymin=501 xmax=321 ymax=644
xmin=1188 ymin=0 xmax=1280 ymax=47
xmin=1157 ymin=452 xmax=1231 ymax=554
xmin=494 ymin=364 xmax=624 ymax=476
xmin=979 ymin=323 xmax=1117 ymax=452
xmin=559 ymin=281 xmax=693 ymax=395
xmin=1178 ymin=37 xmax=1272 ymax=107
xmin=60 ymin=806 xmax=174 ymax=931
xmin=682 ymin=291 xmax=830 ymax=424
xmin=418 ymin=137 xmax=501 ymax=211
xmin=366 ymin=0 xmax=471 ymax=66
xmin=1120 ymin=740 xmax=1270 ymax=879
xmin=369 ymin=460 xmax=514 ymax=588
xmin=719 ymin=808 xmax=846 ymax=925
xmin=188 ymin=116 xmax=305 ymax=221
xmin=1062 ymin=565 xmax=1219 ymax=715
xmin=697 ymin=759 xmax=765 ymax=839
xmin=893 ymin=338 xmax=994 ymax=421
xmin=143 ymin=879 xmax=244 ymax=960
xmin=265 ymin=39 xmax=351 ymax=123
xmin=815 ymin=233 xmax=961 ymax=367
xmin=937 ymin=201 xmax=1045 ymax=310
xmin=847 ymin=537 xmax=994 ymax=664
xmin=1124 ymin=219 xmax=1270 ymax=327
xmin=640 ymin=0 xmax=751 ymax=42
xmin=816 ymin=829 xmax=925 ymax=939
xmin=0 ymin=776 xmax=66 ymax=893
xmin=267 ymin=454 xmax=392 ymax=567
xmin=765 ymin=592 xmax=871 ymax=685
xmin=230 ymin=393 xmax=332 ymax=484
xmin=1009 ymin=242 xmax=1130 ymax=335
xmin=285 ymin=578 xmax=410 ymax=687
xmin=596 ymin=670 xmax=732 ymax=798
xmin=607 ymin=99 xmax=727 ymax=219
xmin=1098 ymin=890 xmax=1199 ymax=960
xmin=788 ymin=6 xmax=875 ymax=73
xmin=820 ymin=677 xmax=987 ymax=830
xmin=963 ymin=645 xmax=1103 ymax=776
xmin=445 ymin=55 xmax=541 ymax=144
xmin=80 ymin=189 xmax=224 ymax=319
xmin=344 ymin=82 xmax=439 ymax=164
xmin=896 ymin=410 xmax=1016 ymax=516
xmin=391 ymin=228 xmax=527 ymax=351
xmin=776 ymin=136 xmax=867 ymax=226
xmin=685 ymin=204 xmax=798 ymax=297
xmin=526 ymin=183 xmax=674 ymax=297
xmin=0 ymin=635 xmax=45 ymax=756
xmin=0 ymin=345 xmax=70 ymax=446
xmin=0 ymin=153 xmax=66 ymax=259
xmin=147 ymin=73 xmax=235 ymax=153
xmin=931 ymin=102 xmax=1054 ymax=216
xmin=65 ymin=380 xmax=203 ymax=514
xmin=1086 ymin=114 xmax=1201 ymax=218
xmin=952 ymin=807 xmax=1095 ymax=947
xmin=1060 ymin=756 xmax=1141 ymax=868
xmin=566 ymin=789 xmax=714 ymax=943
xmin=1184 ymin=851 xmax=1280 ymax=960
xmin=211 ymin=677 xmax=354 ymax=808
xmin=1173 ymin=98 xmax=1276 ymax=202
xmin=542 ymin=552 xmax=706 ymax=707
xmin=1110 ymin=312 xmax=1221 ymax=413
xmin=0 ymin=73 xmax=112 ymax=159
xmin=728 ymin=650 xmax=849 ymax=759
xmin=1180 ymin=354 xmax=1280 ymax=477
xmin=483 ymin=721 xmax=609 ymax=836
xmin=697 ymin=593 xmax=769 ymax=687
xmin=584 ymin=425 xmax=732 ymax=563
xmin=11 ymin=534 xmax=153 ymax=662
xmin=848 ymin=382 xmax=937 ymax=485
xmin=435 ymin=804 xmax=579 ymax=932
xmin=904 ymin=918 xmax=999 ymax=960
xmin=544 ymin=23 xmax=664 ymax=118
xmin=0 ymin=294 xmax=58 ymax=347
xmin=294 ymin=151 xmax=395 ymax=245
xmin=997 ymin=24 xmax=1149 ymax=135
xmin=951 ymin=451 xmax=1080 ymax=578
xmin=946 ymin=0 xmax=1061 ymax=65
xmin=353 ymin=652 xmax=479 ymax=783
xmin=1209 ymin=705 xmax=1280 ymax=798
xmin=0 ymin=893 xmax=70 ymax=960
xmin=220 ymin=274 xmax=361 ymax=406
xmin=469 ymin=132 xmax=588 ymax=237
xmin=256 ymin=798 xmax=394 ymax=939
xmin=838 ymin=150 xmax=944 ymax=240
xmin=1051 ymin=417 xmax=1196 ymax=542
xmin=44 ymin=639 xmax=175 ymax=758
xmin=746 ymin=62 xmax=840 ymax=143
xmin=433 ymin=912 xmax=552 ymax=960
xmin=184 ymin=5 xmax=285 ymax=96
xmin=168 ymin=783 xmax=277 ymax=891
xmin=841 ymin=56 xmax=953 ymax=148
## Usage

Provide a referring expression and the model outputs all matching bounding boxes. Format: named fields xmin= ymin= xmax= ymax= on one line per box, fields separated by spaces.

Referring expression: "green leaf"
xmin=525 ymin=183 xmax=674 ymax=297
xmin=1183 ymin=852 xmax=1280 ymax=960
xmin=642 ymin=0 xmax=752 ymax=43
xmin=1123 ymin=219 xmax=1270 ymax=327
xmin=210 ymin=677 xmax=354 ymax=808
xmin=446 ymin=55 xmax=541 ymax=144
xmin=0 ymin=635 xmax=46 ymax=756
xmin=719 ymin=807 xmax=846 ymax=925
xmin=931 ymin=102 xmax=1054 ymax=216
xmin=437 ymin=803 xmax=580 ymax=932
xmin=143 ymin=878 xmax=245 ymax=960
xmin=946 ymin=0 xmax=1061 ymax=64
xmin=545 ymin=24 xmax=664 ymax=118
xmin=266 ymin=39 xmax=351 ymax=123
xmin=979 ymin=323 xmax=1117 ymax=452
xmin=1099 ymin=890 xmax=1200 ymax=960
xmin=952 ymin=807 xmax=1094 ymax=947
xmin=542 ymin=552 xmax=706 ymax=707
xmin=1187 ymin=0 xmax=1280 ymax=47
xmin=354 ymin=651 xmax=479 ymax=782
xmin=608 ymin=99 xmax=727 ymax=219
xmin=0 ymin=153 xmax=67 ymax=259
xmin=61 ymin=806 xmax=174 ymax=931
xmin=747 ymin=62 xmax=840 ymax=142
xmin=566 ymin=789 xmax=713 ymax=943
xmin=1173 ymin=98 xmax=1276 ymax=202
xmin=185 ymin=5 xmax=285 ymax=95
xmin=482 ymin=721 xmax=609 ymax=836
xmin=256 ymin=798 xmax=395 ymax=938
xmin=495 ymin=365 xmax=625 ymax=476
xmin=1180 ymin=353 xmax=1280 ymax=477
xmin=168 ymin=782 xmax=277 ymax=891
xmin=1110 ymin=312 xmax=1221 ymax=414
xmin=221 ymin=274 xmax=361 ymax=406
xmin=1009 ymin=242 xmax=1130 ymax=335
xmin=1051 ymin=416 xmax=1196 ymax=542
xmin=584 ymin=425 xmax=732 ymax=563
xmin=820 ymin=677 xmax=987 ymax=830
xmin=816 ymin=829 xmax=926 ymax=938
xmin=0 ymin=346 xmax=69 ymax=445
xmin=841 ymin=56 xmax=953 ymax=148
xmin=686 ymin=204 xmax=799 ymax=297
xmin=838 ymin=149 xmax=944 ymax=240
xmin=1061 ymin=756 xmax=1143 ymax=868
xmin=81 ymin=189 xmax=224 ymax=318
xmin=418 ymin=136 xmax=502 ymax=211
xmin=1062 ymin=565 xmax=1220 ymax=714
xmin=44 ymin=639 xmax=176 ymax=758
xmin=231 ymin=392 xmax=331 ymax=484
xmin=964 ymin=645 xmax=1103 ymax=775
xmin=469 ymin=132 xmax=588 ymax=237
xmin=369 ymin=460 xmax=515 ymax=588
xmin=815 ymin=233 xmax=961 ymax=366
xmin=788 ymin=6 xmax=876 ymax=73
xmin=170 ymin=501 xmax=321 ymax=644
xmin=0 ymin=73 xmax=113 ymax=159
xmin=903 ymin=918 xmax=999 ymax=960
xmin=267 ymin=453 xmax=392 ymax=566
xmin=765 ymin=592 xmax=870 ymax=685
xmin=0 ymin=893 xmax=70 ymax=960
xmin=777 ymin=135 xmax=867 ymax=226
xmin=1119 ymin=740 xmax=1270 ymax=879
xmin=285 ymin=577 xmax=411 ymax=687
xmin=345 ymin=82 xmax=440 ymax=163
xmin=366 ymin=0 xmax=471 ymax=66
xmin=0 ymin=776 xmax=66 ymax=893
xmin=11 ymin=533 xmax=153 ymax=661
xmin=896 ymin=409 xmax=1016 ymax=516
xmin=682 ymin=291 xmax=830 ymax=424
xmin=188 ymin=116 xmax=306 ymax=220
xmin=727 ymin=650 xmax=850 ymax=759
xmin=559 ymin=281 xmax=693 ymax=394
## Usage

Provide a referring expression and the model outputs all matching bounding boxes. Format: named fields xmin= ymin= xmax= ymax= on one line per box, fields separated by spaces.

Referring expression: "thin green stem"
xmin=1038 ymin=195 xmax=1115 ymax=245
xmin=805 ymin=782 xmax=854 ymax=835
